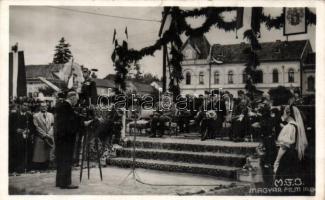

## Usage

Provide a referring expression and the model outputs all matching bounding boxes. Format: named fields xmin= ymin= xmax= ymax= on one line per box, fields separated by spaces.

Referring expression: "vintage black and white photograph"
xmin=6 ymin=3 xmax=319 ymax=196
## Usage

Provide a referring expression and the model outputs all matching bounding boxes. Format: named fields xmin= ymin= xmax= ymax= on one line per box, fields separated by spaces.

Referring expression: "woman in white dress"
xmin=273 ymin=105 xmax=308 ymax=182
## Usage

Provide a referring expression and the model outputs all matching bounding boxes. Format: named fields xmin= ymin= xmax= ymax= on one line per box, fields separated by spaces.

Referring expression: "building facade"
xmin=171 ymin=36 xmax=315 ymax=97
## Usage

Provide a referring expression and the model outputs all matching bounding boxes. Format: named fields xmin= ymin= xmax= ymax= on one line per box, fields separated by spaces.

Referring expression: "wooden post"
xmin=162 ymin=44 xmax=167 ymax=92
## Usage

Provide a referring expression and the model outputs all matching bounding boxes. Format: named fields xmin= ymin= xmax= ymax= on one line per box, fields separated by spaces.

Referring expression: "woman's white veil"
xmin=292 ymin=106 xmax=308 ymax=160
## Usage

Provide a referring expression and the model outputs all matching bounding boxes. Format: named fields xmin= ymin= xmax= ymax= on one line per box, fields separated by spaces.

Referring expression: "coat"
xmin=9 ymin=111 xmax=35 ymax=172
xmin=33 ymin=112 xmax=54 ymax=163
xmin=54 ymin=101 xmax=83 ymax=187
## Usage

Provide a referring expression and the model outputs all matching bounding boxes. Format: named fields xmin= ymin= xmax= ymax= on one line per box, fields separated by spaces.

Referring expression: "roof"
xmin=130 ymin=81 xmax=155 ymax=93
xmin=26 ymin=64 xmax=64 ymax=79
xmin=210 ymin=40 xmax=309 ymax=63
xmin=127 ymin=80 xmax=155 ymax=93
xmin=93 ymin=78 xmax=115 ymax=88
xmin=182 ymin=35 xmax=211 ymax=59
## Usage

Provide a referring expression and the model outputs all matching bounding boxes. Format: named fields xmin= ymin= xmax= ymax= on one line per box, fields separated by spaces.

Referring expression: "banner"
xmin=284 ymin=7 xmax=307 ymax=36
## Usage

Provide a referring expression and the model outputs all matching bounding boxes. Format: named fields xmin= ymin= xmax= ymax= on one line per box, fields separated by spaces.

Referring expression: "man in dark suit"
xmin=9 ymin=101 xmax=35 ymax=173
xmin=54 ymin=90 xmax=92 ymax=189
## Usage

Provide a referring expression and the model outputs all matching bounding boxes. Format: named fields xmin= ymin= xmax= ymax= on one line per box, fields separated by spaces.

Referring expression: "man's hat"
xmin=82 ymin=67 xmax=90 ymax=73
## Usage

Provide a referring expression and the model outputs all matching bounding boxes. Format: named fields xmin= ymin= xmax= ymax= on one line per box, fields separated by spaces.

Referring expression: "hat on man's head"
xmin=204 ymin=90 xmax=210 ymax=95
xmin=82 ymin=67 xmax=90 ymax=73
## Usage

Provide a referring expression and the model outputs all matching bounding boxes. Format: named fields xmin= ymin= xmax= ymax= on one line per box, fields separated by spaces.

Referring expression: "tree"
xmin=142 ymin=73 xmax=159 ymax=84
xmin=53 ymin=37 xmax=73 ymax=64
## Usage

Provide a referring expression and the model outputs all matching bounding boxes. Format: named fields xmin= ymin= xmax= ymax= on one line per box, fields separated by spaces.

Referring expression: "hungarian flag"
xmin=9 ymin=44 xmax=27 ymax=97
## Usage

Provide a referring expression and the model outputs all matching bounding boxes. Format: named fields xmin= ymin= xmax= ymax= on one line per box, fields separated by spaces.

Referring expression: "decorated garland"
xmin=111 ymin=7 xmax=316 ymax=97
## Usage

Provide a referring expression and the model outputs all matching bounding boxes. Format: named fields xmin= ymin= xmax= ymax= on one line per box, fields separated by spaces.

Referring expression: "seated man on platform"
xmin=150 ymin=93 xmax=176 ymax=138
xmin=176 ymin=95 xmax=191 ymax=133
xmin=198 ymin=90 xmax=220 ymax=141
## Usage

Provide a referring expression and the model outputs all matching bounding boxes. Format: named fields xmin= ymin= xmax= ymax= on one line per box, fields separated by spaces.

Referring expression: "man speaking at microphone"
xmin=54 ymin=90 xmax=92 ymax=189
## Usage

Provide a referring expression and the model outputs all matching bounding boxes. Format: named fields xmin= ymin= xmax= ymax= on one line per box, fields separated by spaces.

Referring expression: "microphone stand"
xmin=119 ymin=99 xmax=139 ymax=185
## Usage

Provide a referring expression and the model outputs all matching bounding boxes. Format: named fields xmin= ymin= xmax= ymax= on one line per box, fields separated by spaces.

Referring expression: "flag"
xmin=125 ymin=27 xmax=128 ymax=40
xmin=158 ymin=7 xmax=172 ymax=37
xmin=9 ymin=44 xmax=27 ymax=97
xmin=236 ymin=7 xmax=244 ymax=29
xmin=112 ymin=28 xmax=116 ymax=44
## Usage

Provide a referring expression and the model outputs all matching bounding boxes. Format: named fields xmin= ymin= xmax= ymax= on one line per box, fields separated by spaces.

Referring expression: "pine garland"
xmin=111 ymin=7 xmax=316 ymax=97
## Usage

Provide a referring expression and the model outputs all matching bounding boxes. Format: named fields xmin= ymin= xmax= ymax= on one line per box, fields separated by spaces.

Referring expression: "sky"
xmin=10 ymin=7 xmax=315 ymax=78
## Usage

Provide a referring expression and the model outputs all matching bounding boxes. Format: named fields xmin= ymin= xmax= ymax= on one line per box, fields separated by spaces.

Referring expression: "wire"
xmin=46 ymin=6 xmax=161 ymax=23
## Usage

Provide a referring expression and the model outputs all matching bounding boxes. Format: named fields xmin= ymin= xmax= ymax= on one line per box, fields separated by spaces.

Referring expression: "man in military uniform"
xmin=80 ymin=67 xmax=97 ymax=106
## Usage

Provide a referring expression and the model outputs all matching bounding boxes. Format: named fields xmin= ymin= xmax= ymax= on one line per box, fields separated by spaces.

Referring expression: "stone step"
xmin=123 ymin=137 xmax=259 ymax=155
xmin=116 ymin=148 xmax=246 ymax=167
xmin=107 ymin=157 xmax=239 ymax=179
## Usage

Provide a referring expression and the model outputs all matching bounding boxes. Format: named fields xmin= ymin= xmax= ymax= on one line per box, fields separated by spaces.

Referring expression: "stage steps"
xmin=107 ymin=136 xmax=260 ymax=180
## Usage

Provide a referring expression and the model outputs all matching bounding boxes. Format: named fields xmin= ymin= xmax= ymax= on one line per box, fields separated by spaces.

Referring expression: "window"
xmin=199 ymin=72 xmax=204 ymax=85
xmin=272 ymin=69 xmax=279 ymax=83
xmin=307 ymin=76 xmax=315 ymax=91
xmin=254 ymin=70 xmax=263 ymax=83
xmin=185 ymin=72 xmax=191 ymax=85
xmin=214 ymin=71 xmax=219 ymax=84
xmin=228 ymin=71 xmax=233 ymax=84
xmin=242 ymin=70 xmax=247 ymax=83
xmin=288 ymin=69 xmax=295 ymax=83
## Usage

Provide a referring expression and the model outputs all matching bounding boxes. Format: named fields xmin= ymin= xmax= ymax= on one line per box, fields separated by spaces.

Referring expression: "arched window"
xmin=272 ymin=69 xmax=279 ymax=83
xmin=199 ymin=72 xmax=204 ymax=85
xmin=185 ymin=72 xmax=191 ymax=85
xmin=307 ymin=76 xmax=315 ymax=91
xmin=228 ymin=71 xmax=233 ymax=84
xmin=214 ymin=71 xmax=219 ymax=84
xmin=242 ymin=70 xmax=247 ymax=83
xmin=288 ymin=69 xmax=295 ymax=83
xmin=255 ymin=70 xmax=263 ymax=83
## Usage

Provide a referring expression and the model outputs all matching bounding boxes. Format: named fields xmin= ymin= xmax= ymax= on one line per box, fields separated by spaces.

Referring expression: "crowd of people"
xmin=9 ymin=96 xmax=55 ymax=174
xmin=141 ymin=88 xmax=312 ymax=190
xmin=9 ymin=82 xmax=313 ymax=190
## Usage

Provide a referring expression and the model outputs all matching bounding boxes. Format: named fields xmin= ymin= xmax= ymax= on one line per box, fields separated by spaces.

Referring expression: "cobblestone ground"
xmin=9 ymin=166 xmax=250 ymax=195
